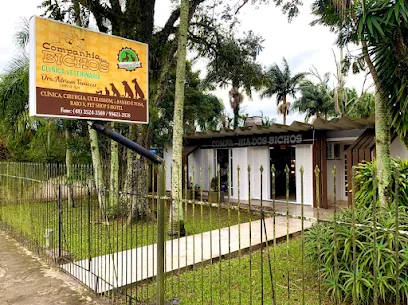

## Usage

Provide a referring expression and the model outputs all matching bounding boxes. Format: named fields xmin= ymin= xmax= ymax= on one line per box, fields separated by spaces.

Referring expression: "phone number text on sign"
xmin=60 ymin=107 xmax=130 ymax=118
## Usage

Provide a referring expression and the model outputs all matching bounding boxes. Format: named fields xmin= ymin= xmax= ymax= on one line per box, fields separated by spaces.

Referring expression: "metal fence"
xmin=0 ymin=161 xmax=406 ymax=305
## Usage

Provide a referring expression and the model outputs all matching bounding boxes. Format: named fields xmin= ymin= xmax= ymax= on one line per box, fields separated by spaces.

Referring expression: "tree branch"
xmin=78 ymin=0 xmax=111 ymax=32
xmin=157 ymin=7 xmax=181 ymax=44
xmin=155 ymin=0 xmax=205 ymax=44
xmin=235 ymin=0 xmax=249 ymax=14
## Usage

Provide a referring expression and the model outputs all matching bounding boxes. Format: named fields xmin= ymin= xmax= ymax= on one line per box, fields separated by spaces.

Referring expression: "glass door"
xmin=216 ymin=149 xmax=233 ymax=196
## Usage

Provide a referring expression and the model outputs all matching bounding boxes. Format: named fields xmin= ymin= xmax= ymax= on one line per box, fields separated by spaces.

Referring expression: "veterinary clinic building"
xmin=164 ymin=116 xmax=408 ymax=208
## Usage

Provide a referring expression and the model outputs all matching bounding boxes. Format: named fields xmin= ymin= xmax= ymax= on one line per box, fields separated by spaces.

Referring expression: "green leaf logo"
xmin=117 ymin=48 xmax=141 ymax=71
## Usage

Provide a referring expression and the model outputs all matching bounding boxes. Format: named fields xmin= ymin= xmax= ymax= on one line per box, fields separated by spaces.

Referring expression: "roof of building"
xmin=184 ymin=115 xmax=375 ymax=139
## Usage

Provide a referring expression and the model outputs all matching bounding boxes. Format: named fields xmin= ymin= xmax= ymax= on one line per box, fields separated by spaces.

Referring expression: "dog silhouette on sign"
xmin=122 ymin=81 xmax=134 ymax=99
xmin=105 ymin=87 xmax=110 ymax=96
xmin=132 ymin=78 xmax=145 ymax=99
xmin=123 ymin=51 xmax=136 ymax=62
xmin=110 ymin=83 xmax=121 ymax=97
xmin=96 ymin=90 xmax=103 ymax=94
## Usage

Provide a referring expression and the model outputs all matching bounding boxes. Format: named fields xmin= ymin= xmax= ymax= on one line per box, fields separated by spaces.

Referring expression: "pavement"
xmin=62 ymin=216 xmax=313 ymax=293
xmin=0 ymin=231 xmax=108 ymax=305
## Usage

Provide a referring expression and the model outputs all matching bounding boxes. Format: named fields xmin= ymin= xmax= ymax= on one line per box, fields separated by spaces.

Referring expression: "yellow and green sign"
xmin=29 ymin=16 xmax=148 ymax=123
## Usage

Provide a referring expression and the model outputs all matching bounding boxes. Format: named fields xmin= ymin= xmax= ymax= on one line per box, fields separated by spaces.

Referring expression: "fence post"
xmin=157 ymin=163 xmax=165 ymax=305
xmin=58 ymin=184 xmax=62 ymax=259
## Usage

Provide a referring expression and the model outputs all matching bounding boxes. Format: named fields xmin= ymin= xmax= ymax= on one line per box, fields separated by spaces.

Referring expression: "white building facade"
xmin=164 ymin=116 xmax=408 ymax=208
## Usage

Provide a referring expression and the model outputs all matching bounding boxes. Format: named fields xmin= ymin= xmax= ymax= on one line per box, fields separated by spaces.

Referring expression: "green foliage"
xmin=306 ymin=204 xmax=408 ymax=304
xmin=261 ymin=57 xmax=306 ymax=124
xmin=210 ymin=176 xmax=219 ymax=191
xmin=1 ymin=198 xmax=256 ymax=260
xmin=306 ymin=159 xmax=408 ymax=304
xmin=137 ymin=238 xmax=319 ymax=304
xmin=151 ymin=61 xmax=224 ymax=149
xmin=261 ymin=57 xmax=306 ymax=106
xmin=312 ymin=0 xmax=408 ymax=142
xmin=355 ymin=158 xmax=408 ymax=208
xmin=345 ymin=88 xmax=375 ymax=119
xmin=202 ymin=31 xmax=264 ymax=98
xmin=292 ymin=80 xmax=336 ymax=121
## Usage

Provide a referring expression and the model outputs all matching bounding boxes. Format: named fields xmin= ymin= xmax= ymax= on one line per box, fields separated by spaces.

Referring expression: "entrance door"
xmin=270 ymin=147 xmax=296 ymax=201
xmin=216 ymin=149 xmax=233 ymax=196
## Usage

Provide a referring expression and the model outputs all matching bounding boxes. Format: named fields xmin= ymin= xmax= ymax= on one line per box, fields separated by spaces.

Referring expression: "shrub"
xmin=355 ymin=159 xmax=408 ymax=208
xmin=305 ymin=159 xmax=408 ymax=304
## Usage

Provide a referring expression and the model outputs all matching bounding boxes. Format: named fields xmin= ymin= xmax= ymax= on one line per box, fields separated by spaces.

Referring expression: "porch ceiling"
xmin=184 ymin=115 xmax=375 ymax=140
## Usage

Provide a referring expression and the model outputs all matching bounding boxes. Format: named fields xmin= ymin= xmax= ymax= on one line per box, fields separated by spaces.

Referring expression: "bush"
xmin=355 ymin=159 xmax=408 ymax=208
xmin=305 ymin=159 xmax=408 ymax=304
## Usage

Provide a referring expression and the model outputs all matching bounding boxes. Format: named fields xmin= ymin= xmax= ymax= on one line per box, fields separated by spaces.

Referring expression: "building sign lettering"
xmin=206 ymin=134 xmax=303 ymax=148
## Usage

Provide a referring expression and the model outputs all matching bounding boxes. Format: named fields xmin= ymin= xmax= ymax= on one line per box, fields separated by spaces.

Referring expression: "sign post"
xmin=29 ymin=16 xmax=149 ymax=124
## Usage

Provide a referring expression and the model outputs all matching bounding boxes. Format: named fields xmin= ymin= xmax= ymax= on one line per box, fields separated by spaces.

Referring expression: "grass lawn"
xmin=0 ymin=198 xmax=259 ymax=260
xmin=132 ymin=237 xmax=322 ymax=305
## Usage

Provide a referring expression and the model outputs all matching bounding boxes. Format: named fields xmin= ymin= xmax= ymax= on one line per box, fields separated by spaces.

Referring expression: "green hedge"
xmin=305 ymin=159 xmax=408 ymax=304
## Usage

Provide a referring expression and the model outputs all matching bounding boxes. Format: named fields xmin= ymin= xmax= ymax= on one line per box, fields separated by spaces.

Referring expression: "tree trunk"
xmin=109 ymin=123 xmax=119 ymax=217
xmin=233 ymin=103 xmax=240 ymax=129
xmin=283 ymin=95 xmax=287 ymax=125
xmin=362 ymin=41 xmax=392 ymax=207
xmin=88 ymin=123 xmax=106 ymax=213
xmin=337 ymin=47 xmax=345 ymax=115
xmin=65 ymin=129 xmax=74 ymax=207
xmin=374 ymin=92 xmax=391 ymax=207
xmin=124 ymin=125 xmax=152 ymax=224
xmin=169 ymin=0 xmax=189 ymax=237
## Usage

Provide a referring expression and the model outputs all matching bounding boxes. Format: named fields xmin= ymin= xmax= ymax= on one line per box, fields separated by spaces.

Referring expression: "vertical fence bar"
xmin=192 ymin=164 xmax=196 ymax=299
xmin=372 ymin=166 xmax=378 ymax=305
xmin=58 ymin=184 xmax=62 ymax=259
xmin=217 ymin=164 xmax=222 ymax=304
xmin=260 ymin=166 xmax=264 ymax=305
xmin=300 ymin=166 xmax=305 ymax=305
xmin=315 ymin=166 xmax=322 ymax=305
xmin=227 ymin=164 xmax=231 ymax=305
xmin=208 ymin=165 xmax=213 ymax=305
xmin=271 ymin=164 xmax=276 ymax=304
xmin=333 ymin=166 xmax=338 ymax=304
xmin=285 ymin=165 xmax=290 ymax=302
xmin=248 ymin=165 xmax=252 ymax=305
xmin=199 ymin=166 xmax=204 ymax=305
xmin=394 ymin=168 xmax=400 ymax=305
xmin=156 ymin=163 xmax=165 ymax=305
xmin=352 ymin=166 xmax=357 ymax=305
xmin=184 ymin=164 xmax=188 ymax=286
xmin=237 ymin=165 xmax=242 ymax=305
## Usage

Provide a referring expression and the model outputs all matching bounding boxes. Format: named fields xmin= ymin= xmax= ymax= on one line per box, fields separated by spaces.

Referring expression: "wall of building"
xmin=187 ymin=149 xmax=201 ymax=188
xmin=391 ymin=137 xmax=408 ymax=160
xmin=199 ymin=149 xmax=214 ymax=191
xmin=164 ymin=147 xmax=173 ymax=191
xmin=327 ymin=159 xmax=346 ymax=202
xmin=247 ymin=146 xmax=270 ymax=201
xmin=295 ymin=144 xmax=313 ymax=206
xmin=231 ymin=147 xmax=249 ymax=200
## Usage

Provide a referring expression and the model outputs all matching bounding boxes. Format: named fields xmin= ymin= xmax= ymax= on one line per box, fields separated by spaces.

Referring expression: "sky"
xmin=0 ymin=0 xmax=370 ymax=125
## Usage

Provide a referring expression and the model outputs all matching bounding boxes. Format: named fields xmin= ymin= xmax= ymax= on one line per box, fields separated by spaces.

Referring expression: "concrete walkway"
xmin=62 ymin=216 xmax=313 ymax=294
xmin=0 ymin=231 xmax=107 ymax=305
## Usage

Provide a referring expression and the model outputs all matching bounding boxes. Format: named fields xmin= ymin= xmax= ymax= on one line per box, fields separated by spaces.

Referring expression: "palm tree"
xmin=292 ymin=81 xmax=335 ymax=122
xmin=260 ymin=58 xmax=306 ymax=125
xmin=0 ymin=19 xmax=33 ymax=150
xmin=229 ymin=87 xmax=244 ymax=129
xmin=311 ymin=0 xmax=399 ymax=207
xmin=203 ymin=34 xmax=264 ymax=130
